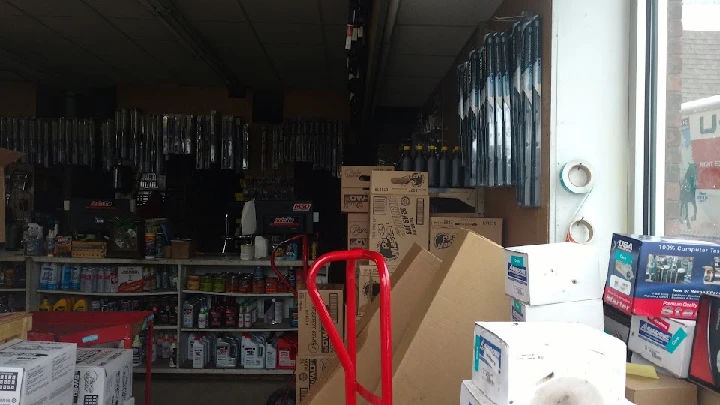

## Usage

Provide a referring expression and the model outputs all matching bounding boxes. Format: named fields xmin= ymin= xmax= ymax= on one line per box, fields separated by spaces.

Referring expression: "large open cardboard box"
xmin=305 ymin=230 xmax=508 ymax=405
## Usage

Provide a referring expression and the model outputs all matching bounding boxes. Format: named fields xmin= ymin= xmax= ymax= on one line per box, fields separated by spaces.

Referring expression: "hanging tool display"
xmin=259 ymin=118 xmax=344 ymax=178
xmin=456 ymin=12 xmax=541 ymax=207
xmin=0 ymin=116 xmax=97 ymax=169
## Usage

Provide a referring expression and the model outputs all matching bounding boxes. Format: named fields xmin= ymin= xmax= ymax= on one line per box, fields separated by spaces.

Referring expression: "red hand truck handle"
xmin=307 ymin=249 xmax=392 ymax=405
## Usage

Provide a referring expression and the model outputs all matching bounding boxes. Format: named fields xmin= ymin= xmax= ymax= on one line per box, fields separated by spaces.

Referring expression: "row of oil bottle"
xmin=37 ymin=295 xmax=179 ymax=326
xmin=183 ymin=296 xmax=298 ymax=329
xmin=398 ymin=145 xmax=465 ymax=188
xmin=185 ymin=332 xmax=297 ymax=369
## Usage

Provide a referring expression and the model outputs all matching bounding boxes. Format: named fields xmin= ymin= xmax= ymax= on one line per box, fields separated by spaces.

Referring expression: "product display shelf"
xmin=0 ymin=252 xmax=27 ymax=262
xmin=37 ymin=289 xmax=178 ymax=297
xmin=0 ymin=288 xmax=26 ymax=292
xmin=181 ymin=323 xmax=297 ymax=333
xmin=182 ymin=289 xmax=295 ymax=298
xmin=169 ymin=366 xmax=294 ymax=375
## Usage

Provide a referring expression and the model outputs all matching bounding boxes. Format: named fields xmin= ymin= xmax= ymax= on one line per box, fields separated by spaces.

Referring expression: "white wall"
xmin=549 ymin=0 xmax=632 ymax=267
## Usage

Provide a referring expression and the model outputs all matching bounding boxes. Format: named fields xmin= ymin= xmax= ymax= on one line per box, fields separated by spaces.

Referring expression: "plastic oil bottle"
xmin=427 ymin=145 xmax=439 ymax=187
xmin=439 ymin=146 xmax=451 ymax=187
xmin=37 ymin=296 xmax=51 ymax=311
xmin=400 ymin=145 xmax=413 ymax=171
xmin=451 ymin=146 xmax=463 ymax=187
xmin=414 ymin=145 xmax=427 ymax=172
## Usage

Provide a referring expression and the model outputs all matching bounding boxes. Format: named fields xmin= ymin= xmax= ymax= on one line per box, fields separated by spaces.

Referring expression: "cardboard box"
xmin=0 ymin=149 xmax=22 ymax=243
xmin=0 ymin=339 xmax=77 ymax=405
xmin=429 ymin=216 xmax=502 ymax=259
xmin=699 ymin=386 xmax=720 ymax=405
xmin=71 ymin=241 xmax=108 ymax=259
xmin=689 ymin=294 xmax=720 ymax=392
xmin=429 ymin=187 xmax=485 ymax=216
xmin=460 ymin=380 xmax=492 ymax=405
xmin=340 ymin=166 xmax=394 ymax=213
xmin=346 ymin=213 xmax=369 ymax=250
xmin=510 ymin=297 xmax=604 ymax=330
xmin=117 ymin=266 xmax=143 ymax=292
xmin=625 ymin=375 xmax=697 ymax=405
xmin=505 ymin=242 xmax=603 ymax=305
xmin=296 ymin=356 xmax=333 ymax=404
xmin=369 ymin=171 xmax=429 ymax=270
xmin=628 ymin=316 xmax=696 ymax=378
xmin=298 ymin=286 xmax=344 ymax=356
xmin=305 ymin=231 xmax=510 ymax=405
xmin=472 ymin=322 xmax=626 ymax=405
xmin=171 ymin=239 xmax=195 ymax=259
xmin=74 ymin=348 xmax=133 ymax=405
xmin=603 ymin=233 xmax=720 ymax=319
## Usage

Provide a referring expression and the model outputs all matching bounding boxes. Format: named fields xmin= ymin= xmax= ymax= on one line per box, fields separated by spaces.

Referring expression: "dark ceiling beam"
xmin=232 ymin=0 xmax=284 ymax=88
xmin=137 ymin=0 xmax=246 ymax=96
xmin=362 ymin=0 xmax=400 ymax=130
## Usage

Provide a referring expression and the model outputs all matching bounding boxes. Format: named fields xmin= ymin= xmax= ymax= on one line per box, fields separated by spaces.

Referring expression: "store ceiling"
xmin=0 ymin=0 xmax=501 ymax=108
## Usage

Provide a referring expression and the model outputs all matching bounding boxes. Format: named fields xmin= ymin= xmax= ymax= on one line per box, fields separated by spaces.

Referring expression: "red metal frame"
xmin=307 ymin=249 xmax=393 ymax=405
xmin=29 ymin=311 xmax=155 ymax=405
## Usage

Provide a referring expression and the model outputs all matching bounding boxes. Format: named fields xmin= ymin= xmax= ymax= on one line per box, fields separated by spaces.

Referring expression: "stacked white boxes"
xmin=74 ymin=348 xmax=133 ymax=405
xmin=461 ymin=322 xmax=627 ymax=405
xmin=0 ymin=339 xmax=78 ymax=405
xmin=504 ymin=242 xmax=605 ymax=330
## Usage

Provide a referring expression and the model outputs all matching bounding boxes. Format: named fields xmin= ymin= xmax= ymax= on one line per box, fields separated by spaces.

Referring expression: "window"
xmin=646 ymin=0 xmax=720 ymax=241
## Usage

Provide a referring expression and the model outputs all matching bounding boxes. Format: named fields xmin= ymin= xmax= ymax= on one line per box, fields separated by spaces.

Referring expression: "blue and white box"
xmin=505 ymin=242 xmax=603 ymax=305
xmin=472 ymin=322 xmax=626 ymax=405
xmin=510 ymin=297 xmax=604 ymax=331
xmin=628 ymin=316 xmax=696 ymax=378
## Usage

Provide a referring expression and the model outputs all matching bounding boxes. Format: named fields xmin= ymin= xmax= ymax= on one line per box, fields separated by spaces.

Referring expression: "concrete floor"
xmin=132 ymin=376 xmax=289 ymax=405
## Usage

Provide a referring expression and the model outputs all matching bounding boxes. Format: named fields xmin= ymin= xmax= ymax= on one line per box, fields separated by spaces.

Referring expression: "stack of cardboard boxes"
xmin=296 ymin=286 xmax=345 ymax=403
xmin=503 ymin=242 xmax=605 ymax=330
xmin=602 ymin=234 xmax=720 ymax=405
xmin=0 ymin=339 xmax=133 ymax=405
xmin=340 ymin=165 xmax=394 ymax=251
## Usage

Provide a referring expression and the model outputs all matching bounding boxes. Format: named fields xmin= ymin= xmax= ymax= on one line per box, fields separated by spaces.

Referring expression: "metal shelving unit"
xmin=18 ymin=255 xmax=320 ymax=376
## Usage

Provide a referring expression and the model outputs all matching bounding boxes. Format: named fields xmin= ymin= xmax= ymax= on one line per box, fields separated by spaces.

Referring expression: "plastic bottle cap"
xmin=403 ymin=145 xmax=410 ymax=151
xmin=441 ymin=146 xmax=448 ymax=151
xmin=453 ymin=146 xmax=459 ymax=151
xmin=416 ymin=145 xmax=423 ymax=150
xmin=429 ymin=145 xmax=436 ymax=150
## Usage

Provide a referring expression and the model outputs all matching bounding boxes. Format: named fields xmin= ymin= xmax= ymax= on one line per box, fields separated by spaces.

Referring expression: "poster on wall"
xmin=678 ymin=96 xmax=720 ymax=241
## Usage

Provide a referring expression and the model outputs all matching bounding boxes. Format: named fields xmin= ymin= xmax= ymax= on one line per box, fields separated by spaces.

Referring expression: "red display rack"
xmin=28 ymin=311 xmax=155 ymax=405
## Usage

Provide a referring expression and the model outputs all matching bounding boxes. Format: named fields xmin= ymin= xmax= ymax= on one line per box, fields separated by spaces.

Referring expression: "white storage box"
xmin=74 ymin=348 xmax=133 ymax=405
xmin=460 ymin=380 xmax=492 ymax=405
xmin=510 ymin=297 xmax=604 ymax=330
xmin=0 ymin=339 xmax=77 ymax=405
xmin=628 ymin=316 xmax=696 ymax=378
xmin=472 ymin=322 xmax=626 ymax=405
xmin=505 ymin=242 xmax=603 ymax=305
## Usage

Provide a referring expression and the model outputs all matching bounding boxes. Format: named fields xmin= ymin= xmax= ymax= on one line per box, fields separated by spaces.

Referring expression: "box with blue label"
xmin=505 ymin=242 xmax=603 ymax=305
xmin=472 ymin=322 xmax=626 ymax=405
xmin=459 ymin=380 xmax=492 ymax=405
xmin=510 ymin=297 xmax=604 ymax=330
xmin=628 ymin=316 xmax=696 ymax=378
xmin=603 ymin=233 xmax=720 ymax=319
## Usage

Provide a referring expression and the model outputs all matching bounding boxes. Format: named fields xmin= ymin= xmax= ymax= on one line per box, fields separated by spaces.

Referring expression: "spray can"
xmin=61 ymin=265 xmax=72 ymax=290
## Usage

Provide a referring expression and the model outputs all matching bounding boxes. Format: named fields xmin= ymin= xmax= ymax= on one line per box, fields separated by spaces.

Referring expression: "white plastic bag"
xmin=241 ymin=199 xmax=257 ymax=235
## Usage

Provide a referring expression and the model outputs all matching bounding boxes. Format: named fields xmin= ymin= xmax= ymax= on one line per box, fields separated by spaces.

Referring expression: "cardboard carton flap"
xmin=0 ymin=149 xmax=23 ymax=166
xmin=306 ymin=244 xmax=442 ymax=405
xmin=370 ymin=171 xmax=429 ymax=194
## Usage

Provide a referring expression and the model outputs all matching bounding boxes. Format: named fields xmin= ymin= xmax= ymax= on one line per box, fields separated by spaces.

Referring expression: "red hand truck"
xmin=306 ymin=249 xmax=393 ymax=405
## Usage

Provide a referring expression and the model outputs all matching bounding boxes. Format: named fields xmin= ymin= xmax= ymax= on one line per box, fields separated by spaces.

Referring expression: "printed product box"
xmin=603 ymin=233 xmax=720 ymax=319
xmin=369 ymin=171 xmax=429 ymax=270
xmin=505 ymin=242 xmax=603 ymax=305
xmin=510 ymin=297 xmax=604 ymax=330
xmin=459 ymin=380 xmax=492 ymax=405
xmin=346 ymin=213 xmax=369 ymax=249
xmin=117 ymin=266 xmax=143 ymax=292
xmin=472 ymin=322 xmax=626 ymax=405
xmin=0 ymin=339 xmax=77 ymax=405
xmin=689 ymin=294 xmax=720 ymax=391
xmin=340 ymin=166 xmax=394 ymax=213
xmin=74 ymin=348 xmax=133 ymax=405
xmin=628 ymin=316 xmax=696 ymax=378
xmin=429 ymin=216 xmax=502 ymax=259
xmin=296 ymin=356 xmax=333 ymax=403
xmin=429 ymin=187 xmax=485 ymax=216
xmin=298 ymin=286 xmax=344 ymax=356
xmin=625 ymin=374 xmax=697 ymax=405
